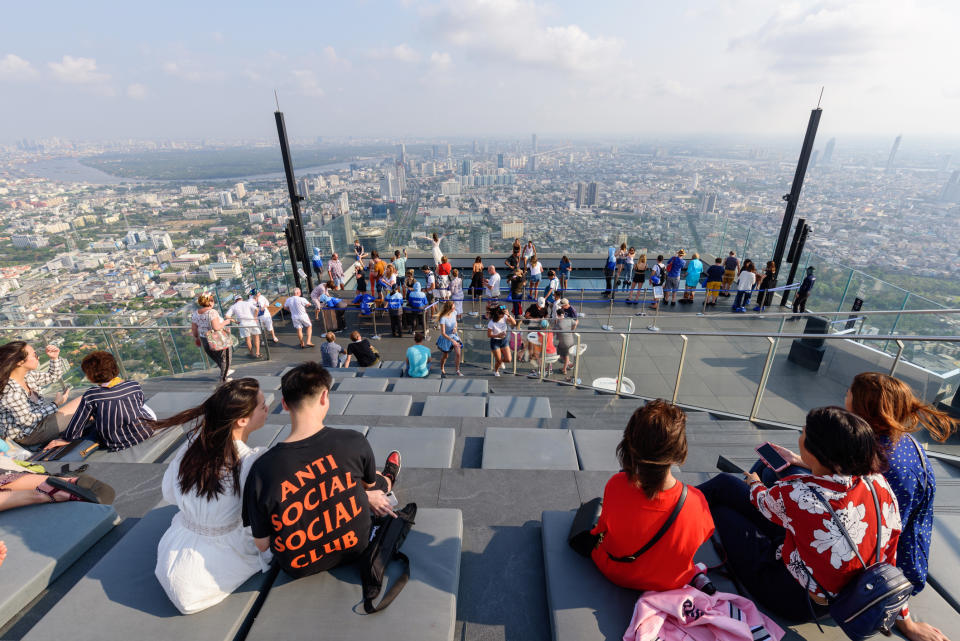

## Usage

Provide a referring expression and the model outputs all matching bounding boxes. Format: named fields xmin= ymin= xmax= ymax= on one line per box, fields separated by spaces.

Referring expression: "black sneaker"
xmin=382 ymin=450 xmax=401 ymax=489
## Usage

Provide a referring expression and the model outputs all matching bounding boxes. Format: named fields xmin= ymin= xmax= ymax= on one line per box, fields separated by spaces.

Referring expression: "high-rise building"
xmin=397 ymin=143 xmax=406 ymax=165
xmin=337 ymin=192 xmax=349 ymax=215
xmin=472 ymin=140 xmax=479 ymax=154
xmin=432 ymin=144 xmax=441 ymax=159
xmin=527 ymin=155 xmax=538 ymax=172
xmin=822 ymin=138 xmax=836 ymax=164
xmin=532 ymin=133 xmax=538 ymax=154
xmin=234 ymin=183 xmax=246 ymax=199
xmin=396 ymin=163 xmax=406 ymax=192
xmin=445 ymin=143 xmax=452 ymax=158
xmin=440 ymin=179 xmax=461 ymax=196
xmin=357 ymin=228 xmax=384 ymax=255
xmin=690 ymin=173 xmax=700 ymax=191
xmin=219 ymin=191 xmax=233 ymax=208
xmin=585 ymin=182 xmax=600 ymax=207
xmin=940 ymin=170 xmax=960 ymax=202
xmin=470 ymin=229 xmax=490 ymax=253
xmin=299 ymin=178 xmax=311 ymax=199
xmin=809 ymin=150 xmax=819 ymax=168
xmin=501 ymin=220 xmax=524 ymax=239
xmin=497 ymin=153 xmax=504 ymax=169
xmin=319 ymin=212 xmax=354 ymax=255
xmin=575 ymin=182 xmax=586 ymax=209
xmin=380 ymin=171 xmax=400 ymax=201
xmin=886 ymin=135 xmax=902 ymax=173
xmin=698 ymin=193 xmax=717 ymax=216
xmin=305 ymin=230 xmax=335 ymax=256
xmin=461 ymin=160 xmax=472 ymax=176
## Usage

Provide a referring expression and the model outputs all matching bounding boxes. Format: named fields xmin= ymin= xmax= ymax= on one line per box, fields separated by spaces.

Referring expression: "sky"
xmin=1 ymin=0 xmax=959 ymax=142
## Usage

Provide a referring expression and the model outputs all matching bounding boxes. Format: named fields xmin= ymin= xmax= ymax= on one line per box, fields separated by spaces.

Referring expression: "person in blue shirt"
xmin=558 ymin=255 xmax=572 ymax=292
xmin=406 ymin=282 xmax=428 ymax=333
xmin=311 ymin=248 xmax=324 ymax=281
xmin=664 ymin=250 xmax=686 ymax=306
xmin=387 ymin=286 xmax=404 ymax=337
xmin=703 ymin=258 xmax=725 ymax=306
xmin=682 ymin=253 xmax=703 ymax=304
xmin=405 ymin=331 xmax=432 ymax=378
xmin=603 ymin=247 xmax=616 ymax=299
xmin=792 ymin=266 xmax=816 ymax=315
xmin=352 ymin=292 xmax=376 ymax=316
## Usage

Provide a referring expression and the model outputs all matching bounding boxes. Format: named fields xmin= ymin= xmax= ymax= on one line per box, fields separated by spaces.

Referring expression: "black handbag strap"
xmin=608 ymin=483 xmax=687 ymax=563
xmin=363 ymin=551 xmax=410 ymax=613
xmin=811 ymin=478 xmax=883 ymax=569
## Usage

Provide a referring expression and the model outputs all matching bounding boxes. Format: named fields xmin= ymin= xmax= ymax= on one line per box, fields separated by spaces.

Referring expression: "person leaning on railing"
xmin=0 ymin=341 xmax=81 ymax=447
xmin=191 ymin=293 xmax=234 ymax=381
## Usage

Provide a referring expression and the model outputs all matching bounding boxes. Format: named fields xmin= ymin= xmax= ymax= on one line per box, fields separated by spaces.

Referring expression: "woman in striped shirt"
xmin=44 ymin=351 xmax=156 ymax=453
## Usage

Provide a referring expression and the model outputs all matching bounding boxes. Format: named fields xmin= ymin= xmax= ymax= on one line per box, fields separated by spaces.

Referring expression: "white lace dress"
xmin=155 ymin=440 xmax=270 ymax=614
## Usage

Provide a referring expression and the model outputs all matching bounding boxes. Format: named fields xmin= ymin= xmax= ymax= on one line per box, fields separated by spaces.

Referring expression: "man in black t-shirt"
xmin=343 ymin=331 xmax=379 ymax=367
xmin=508 ymin=269 xmax=526 ymax=315
xmin=242 ymin=362 xmax=401 ymax=578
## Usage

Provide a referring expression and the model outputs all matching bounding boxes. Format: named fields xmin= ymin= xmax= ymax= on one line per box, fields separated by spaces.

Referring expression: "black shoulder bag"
xmin=567 ymin=483 xmax=687 ymax=560
xmin=360 ymin=502 xmax=417 ymax=613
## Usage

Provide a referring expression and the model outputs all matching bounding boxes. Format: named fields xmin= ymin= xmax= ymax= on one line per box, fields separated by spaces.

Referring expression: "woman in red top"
xmin=698 ymin=407 xmax=902 ymax=622
xmin=591 ymin=400 xmax=715 ymax=591
xmin=436 ymin=256 xmax=452 ymax=278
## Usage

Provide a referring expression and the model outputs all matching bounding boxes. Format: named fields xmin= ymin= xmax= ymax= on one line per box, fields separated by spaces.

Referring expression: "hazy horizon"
xmin=2 ymin=0 xmax=959 ymax=142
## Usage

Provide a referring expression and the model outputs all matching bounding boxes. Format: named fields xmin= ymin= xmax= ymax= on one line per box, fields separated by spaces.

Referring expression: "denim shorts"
xmin=490 ymin=336 xmax=508 ymax=350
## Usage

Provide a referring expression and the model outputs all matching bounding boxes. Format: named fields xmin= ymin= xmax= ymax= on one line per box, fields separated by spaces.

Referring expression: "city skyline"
xmin=2 ymin=0 xmax=960 ymax=141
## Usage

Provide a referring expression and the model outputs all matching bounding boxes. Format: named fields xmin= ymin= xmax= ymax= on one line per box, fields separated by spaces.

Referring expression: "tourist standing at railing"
xmin=722 ymin=251 xmax=740 ymax=298
xmin=226 ymin=294 xmax=262 ymax=359
xmin=627 ymin=253 xmax=647 ymax=304
xmin=436 ymin=301 xmax=463 ymax=377
xmin=249 ymin=289 xmax=279 ymax=344
xmin=423 ymin=265 xmax=437 ymax=321
xmin=403 ymin=268 xmax=416 ymax=298
xmin=620 ymin=247 xmax=635 ymax=293
xmin=450 ymin=269 xmax=464 ymax=320
xmin=437 ymin=258 xmax=452 ymax=305
xmin=311 ymin=248 xmax=324 ymax=283
xmin=387 ymin=286 xmax=404 ymax=337
xmin=703 ymin=258 xmax=725 ymax=307
xmin=487 ymin=306 xmax=516 ymax=377
xmin=682 ymin=253 xmax=703 ymax=304
xmin=508 ymin=269 xmax=525 ymax=316
xmin=555 ymin=314 xmax=576 ymax=380
xmin=154 ymin=378 xmax=271 ymax=614
xmin=544 ymin=269 xmax=561 ymax=317
xmin=522 ymin=240 xmax=536 ymax=271
xmin=527 ymin=255 xmax=543 ymax=301
xmin=558 ymin=255 xmax=572 ymax=293
xmin=614 ymin=243 xmax=628 ymax=291
xmin=310 ymin=283 xmax=327 ymax=320
xmin=392 ymin=249 xmax=407 ymax=282
xmin=483 ymin=265 xmax=501 ymax=312
xmin=792 ymin=266 xmax=816 ymax=315
xmin=754 ymin=261 xmax=777 ymax=312
xmin=352 ymin=239 xmax=365 ymax=264
xmin=0 ymin=341 xmax=81 ymax=447
xmin=424 ymin=232 xmax=444 ymax=267
xmin=603 ymin=247 xmax=616 ymax=298
xmin=664 ymin=249 xmax=686 ymax=306
xmin=380 ymin=264 xmax=398 ymax=298
xmin=648 ymin=255 xmax=665 ymax=311
xmin=191 ymin=293 xmax=234 ymax=383
xmin=505 ymin=247 xmax=520 ymax=273
xmin=732 ymin=263 xmax=756 ymax=313
xmin=327 ymin=253 xmax=345 ymax=290
xmin=282 ymin=288 xmax=314 ymax=349
xmin=369 ymin=251 xmax=386 ymax=301
xmin=739 ymin=259 xmax=756 ymax=307
xmin=406 ymin=282 xmax=427 ymax=333
xmin=470 ymin=256 xmax=484 ymax=303
xmin=843 ymin=373 xmax=957 ymax=641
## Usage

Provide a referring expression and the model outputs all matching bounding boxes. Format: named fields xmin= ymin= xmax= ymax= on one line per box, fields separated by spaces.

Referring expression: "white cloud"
xmin=292 ymin=69 xmax=325 ymax=97
xmin=211 ymin=31 xmax=225 ymax=44
xmin=48 ymin=55 xmax=109 ymax=84
xmin=429 ymin=51 xmax=453 ymax=71
xmin=368 ymin=43 xmax=422 ymax=63
xmin=419 ymin=0 xmax=623 ymax=73
xmin=161 ymin=60 xmax=220 ymax=83
xmin=0 ymin=53 xmax=36 ymax=77
xmin=322 ymin=46 xmax=350 ymax=68
xmin=126 ymin=83 xmax=148 ymax=100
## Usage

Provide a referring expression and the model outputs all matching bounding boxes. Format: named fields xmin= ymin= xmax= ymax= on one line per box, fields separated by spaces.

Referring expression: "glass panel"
xmin=802 ymin=251 xmax=851 ymax=315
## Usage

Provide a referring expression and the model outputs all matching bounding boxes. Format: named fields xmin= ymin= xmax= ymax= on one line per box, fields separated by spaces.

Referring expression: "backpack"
xmin=802 ymin=482 xmax=913 ymax=641
xmin=360 ymin=502 xmax=417 ymax=613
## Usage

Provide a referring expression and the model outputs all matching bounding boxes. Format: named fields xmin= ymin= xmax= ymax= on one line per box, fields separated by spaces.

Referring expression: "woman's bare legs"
xmin=0 ymin=473 xmax=80 ymax=512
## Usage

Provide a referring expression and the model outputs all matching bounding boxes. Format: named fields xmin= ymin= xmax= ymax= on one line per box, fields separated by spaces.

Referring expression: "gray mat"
xmin=572 ymin=430 xmax=622 ymax=471
xmin=380 ymin=360 xmax=406 ymax=368
xmin=367 ymin=427 xmax=456 ymax=468
xmin=268 ymin=424 xmax=369 ymax=445
xmin=362 ymin=367 xmax=405 ymax=378
xmin=0 ymin=502 xmax=118 ymax=627
xmin=344 ymin=394 xmax=412 ymax=416
xmin=335 ymin=377 xmax=390 ymax=393
xmin=245 ymin=423 xmax=287 ymax=449
xmin=245 ymin=508 xmax=462 ymax=641
xmin=488 ymin=396 xmax=552 ymax=418
xmin=392 ymin=379 xmax=442 ymax=393
xmin=422 ymin=395 xmax=486 ymax=417
xmin=61 ymin=425 xmax=188 ymax=463
xmin=145 ymin=391 xmax=214 ymax=420
xmin=252 ymin=375 xmax=283 ymax=391
xmin=280 ymin=366 xmax=357 ymax=377
xmin=483 ymin=428 xmax=578 ymax=470
xmin=929 ymin=513 xmax=960 ymax=612
xmin=22 ymin=505 xmax=268 ymax=641
xmin=328 ymin=393 xmax=353 ymax=416
xmin=439 ymin=379 xmax=489 ymax=394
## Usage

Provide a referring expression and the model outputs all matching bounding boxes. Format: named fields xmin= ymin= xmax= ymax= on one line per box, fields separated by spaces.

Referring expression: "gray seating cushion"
xmin=245 ymin=423 xmax=287 ymax=449
xmin=422 ymin=395 xmax=486 ymax=417
xmin=482 ymin=428 xmax=578 ymax=470
xmin=572 ymin=430 xmax=622 ymax=471
xmin=439 ymin=379 xmax=489 ymax=394
xmin=344 ymin=394 xmax=412 ymax=416
xmin=281 ymin=366 xmax=357 ymax=377
xmin=328 ymin=393 xmax=352 ymax=416
xmin=379 ymin=360 xmax=405 ymax=368
xmin=63 ymin=424 xmax=188 ymax=463
xmin=487 ymin=396 xmax=552 ymax=418
xmin=145 ymin=391 xmax=213 ymax=420
xmin=245 ymin=508 xmax=462 ymax=641
xmin=541 ymin=510 xmax=638 ymax=641
xmin=252 ymin=375 xmax=283 ymax=391
xmin=392 ymin=379 xmax=442 ymax=393
xmin=268 ymin=424 xmax=369 ymax=446
xmin=0 ymin=502 xmax=118 ymax=627
xmin=929 ymin=514 xmax=960 ymax=611
xmin=367 ymin=427 xmax=456 ymax=468
xmin=22 ymin=504 xmax=269 ymax=641
xmin=362 ymin=367 xmax=405 ymax=378
xmin=335 ymin=377 xmax=390 ymax=393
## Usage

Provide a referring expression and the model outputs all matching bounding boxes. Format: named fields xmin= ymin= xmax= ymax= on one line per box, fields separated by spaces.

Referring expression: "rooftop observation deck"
xmin=2 ymin=255 xmax=960 ymax=641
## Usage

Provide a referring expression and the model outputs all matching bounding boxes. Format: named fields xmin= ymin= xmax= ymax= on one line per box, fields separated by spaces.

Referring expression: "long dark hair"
xmin=0 ymin=341 xmax=28 ymax=391
xmin=150 ymin=378 xmax=261 ymax=500
xmin=617 ymin=400 xmax=688 ymax=499
xmin=804 ymin=406 xmax=888 ymax=476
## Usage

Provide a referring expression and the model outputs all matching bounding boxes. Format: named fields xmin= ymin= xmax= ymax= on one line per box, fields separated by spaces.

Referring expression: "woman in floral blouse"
xmin=0 ymin=341 xmax=81 ymax=447
xmin=698 ymin=407 xmax=902 ymax=622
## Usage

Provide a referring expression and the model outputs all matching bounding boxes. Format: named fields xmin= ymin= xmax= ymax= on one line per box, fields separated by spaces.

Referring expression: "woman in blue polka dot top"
xmin=846 ymin=372 xmax=958 ymax=641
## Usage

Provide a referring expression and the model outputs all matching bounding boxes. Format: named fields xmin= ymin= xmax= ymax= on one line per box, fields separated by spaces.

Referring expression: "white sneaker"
xmin=494 ymin=370 xmax=501 ymax=377
xmin=227 ymin=369 xmax=236 ymax=377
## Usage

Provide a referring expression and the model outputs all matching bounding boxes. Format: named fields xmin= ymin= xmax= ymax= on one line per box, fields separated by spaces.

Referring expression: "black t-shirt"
xmin=505 ymin=254 xmax=520 ymax=270
xmin=347 ymin=339 xmax=378 ymax=367
xmin=510 ymin=275 xmax=525 ymax=298
xmin=525 ymin=304 xmax=547 ymax=319
xmin=242 ymin=427 xmax=377 ymax=578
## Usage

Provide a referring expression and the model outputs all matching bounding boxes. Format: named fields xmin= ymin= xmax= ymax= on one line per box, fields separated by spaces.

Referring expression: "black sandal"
xmin=43 ymin=476 xmax=115 ymax=505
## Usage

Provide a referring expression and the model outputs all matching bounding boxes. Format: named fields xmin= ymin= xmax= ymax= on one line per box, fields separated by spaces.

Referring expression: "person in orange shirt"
xmin=368 ymin=251 xmax=386 ymax=301
xmin=591 ymin=400 xmax=715 ymax=591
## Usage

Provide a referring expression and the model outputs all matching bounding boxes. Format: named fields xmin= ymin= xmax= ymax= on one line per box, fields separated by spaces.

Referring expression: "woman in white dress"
xmin=450 ymin=269 xmax=464 ymax=320
xmin=425 ymin=232 xmax=444 ymax=267
xmin=154 ymin=378 xmax=270 ymax=614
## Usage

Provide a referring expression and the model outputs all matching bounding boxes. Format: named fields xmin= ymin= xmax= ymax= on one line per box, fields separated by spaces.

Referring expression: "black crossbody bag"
xmin=360 ymin=502 xmax=417 ymax=613
xmin=568 ymin=484 xmax=687 ymax=560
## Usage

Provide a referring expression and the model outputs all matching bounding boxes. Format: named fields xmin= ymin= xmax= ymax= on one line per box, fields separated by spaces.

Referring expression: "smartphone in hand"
xmin=756 ymin=442 xmax=790 ymax=472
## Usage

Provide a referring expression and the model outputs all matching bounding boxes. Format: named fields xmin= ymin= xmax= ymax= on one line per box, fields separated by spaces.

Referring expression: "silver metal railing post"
xmin=165 ymin=318 xmax=185 ymax=372
xmin=157 ymin=329 xmax=174 ymax=375
xmin=579 ymin=287 xmax=586 ymax=318
xmin=603 ymin=297 xmax=615 ymax=331
xmin=749 ymin=337 xmax=777 ymax=421
xmin=513 ymin=329 xmax=519 ymax=376
xmin=539 ymin=332 xmax=547 ymax=381
xmin=890 ymin=340 xmax=906 ymax=377
xmin=573 ymin=332 xmax=581 ymax=385
xmin=672 ymin=334 xmax=689 ymax=404
xmin=615 ymin=333 xmax=628 ymax=395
